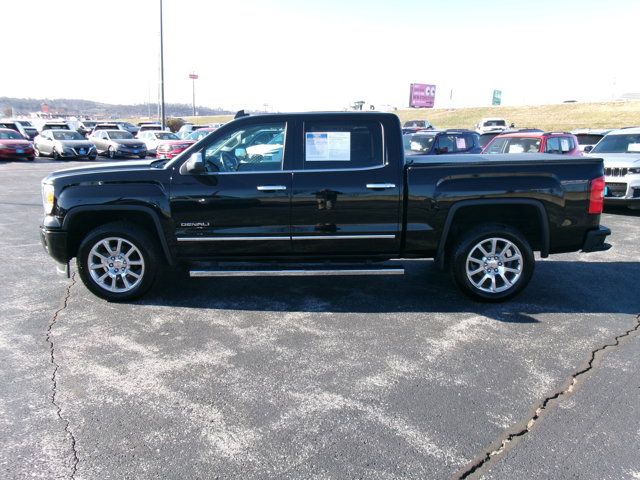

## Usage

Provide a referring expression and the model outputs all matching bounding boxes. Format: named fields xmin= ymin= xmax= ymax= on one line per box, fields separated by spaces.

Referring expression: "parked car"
xmin=77 ymin=120 xmax=98 ymax=137
xmin=402 ymin=119 xmax=434 ymax=134
xmin=89 ymin=130 xmax=147 ymax=159
xmin=40 ymin=122 xmax=71 ymax=132
xmin=476 ymin=118 xmax=508 ymax=134
xmin=9 ymin=119 xmax=38 ymax=139
xmin=185 ymin=128 xmax=216 ymax=142
xmin=0 ymin=120 xmax=33 ymax=140
xmin=571 ymin=129 xmax=613 ymax=152
xmin=482 ymin=131 xmax=581 ymax=155
xmin=138 ymin=130 xmax=192 ymax=157
xmin=34 ymin=129 xmax=97 ymax=160
xmin=177 ymin=124 xmax=209 ymax=139
xmin=136 ymin=124 xmax=163 ymax=137
xmin=114 ymin=122 xmax=139 ymax=136
xmin=586 ymin=127 xmax=640 ymax=209
xmin=479 ymin=131 xmax=504 ymax=149
xmin=91 ymin=123 xmax=120 ymax=133
xmin=40 ymin=112 xmax=610 ymax=302
xmin=0 ymin=128 xmax=34 ymax=161
xmin=404 ymin=129 xmax=482 ymax=156
xmin=156 ymin=139 xmax=195 ymax=159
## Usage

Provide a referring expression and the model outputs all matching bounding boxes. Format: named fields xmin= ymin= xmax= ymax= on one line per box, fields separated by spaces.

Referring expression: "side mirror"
xmin=583 ymin=145 xmax=593 ymax=153
xmin=185 ymin=152 xmax=205 ymax=174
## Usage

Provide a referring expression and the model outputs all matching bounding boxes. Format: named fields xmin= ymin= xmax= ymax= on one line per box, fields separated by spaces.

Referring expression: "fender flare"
xmin=435 ymin=198 xmax=550 ymax=269
xmin=62 ymin=205 xmax=174 ymax=265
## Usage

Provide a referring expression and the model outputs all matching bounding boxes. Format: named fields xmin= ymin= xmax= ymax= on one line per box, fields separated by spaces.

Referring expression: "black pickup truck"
xmin=40 ymin=112 xmax=610 ymax=302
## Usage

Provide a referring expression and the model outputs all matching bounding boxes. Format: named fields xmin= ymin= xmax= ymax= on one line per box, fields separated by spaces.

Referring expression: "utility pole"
xmin=159 ymin=0 xmax=166 ymax=130
xmin=189 ymin=72 xmax=198 ymax=116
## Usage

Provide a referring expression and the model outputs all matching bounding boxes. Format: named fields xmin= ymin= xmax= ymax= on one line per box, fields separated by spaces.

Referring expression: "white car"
xmin=476 ymin=118 xmax=508 ymax=135
xmin=571 ymin=128 xmax=612 ymax=152
xmin=586 ymin=127 xmax=640 ymax=209
xmin=137 ymin=130 xmax=180 ymax=155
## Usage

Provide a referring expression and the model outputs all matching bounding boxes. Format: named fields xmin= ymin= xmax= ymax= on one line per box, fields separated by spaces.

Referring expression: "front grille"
xmin=605 ymin=167 xmax=628 ymax=177
xmin=605 ymin=182 xmax=628 ymax=197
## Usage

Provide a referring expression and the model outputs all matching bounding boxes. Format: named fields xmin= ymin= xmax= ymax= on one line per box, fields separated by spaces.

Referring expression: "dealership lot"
xmin=1 ymin=159 xmax=638 ymax=479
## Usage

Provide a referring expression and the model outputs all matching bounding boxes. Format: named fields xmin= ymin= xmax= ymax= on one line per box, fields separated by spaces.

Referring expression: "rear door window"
xmin=303 ymin=120 xmax=383 ymax=169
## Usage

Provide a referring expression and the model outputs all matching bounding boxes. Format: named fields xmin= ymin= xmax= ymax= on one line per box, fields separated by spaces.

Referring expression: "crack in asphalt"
xmin=457 ymin=313 xmax=640 ymax=479
xmin=46 ymin=273 xmax=79 ymax=479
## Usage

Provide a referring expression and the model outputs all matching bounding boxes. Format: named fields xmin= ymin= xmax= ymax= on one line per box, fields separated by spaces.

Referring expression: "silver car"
xmin=34 ymin=129 xmax=97 ymax=160
xmin=587 ymin=127 xmax=640 ymax=209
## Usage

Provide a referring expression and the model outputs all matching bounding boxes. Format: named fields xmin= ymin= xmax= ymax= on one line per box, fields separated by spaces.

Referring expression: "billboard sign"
xmin=409 ymin=83 xmax=436 ymax=108
xmin=492 ymin=89 xmax=502 ymax=106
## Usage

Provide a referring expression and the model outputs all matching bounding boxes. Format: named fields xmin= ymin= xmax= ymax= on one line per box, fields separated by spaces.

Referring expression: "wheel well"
xmin=442 ymin=204 xmax=546 ymax=264
xmin=66 ymin=210 xmax=168 ymax=262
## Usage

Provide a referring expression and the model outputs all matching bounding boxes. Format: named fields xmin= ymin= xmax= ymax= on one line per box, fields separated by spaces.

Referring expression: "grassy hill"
xmin=180 ymin=101 xmax=640 ymax=131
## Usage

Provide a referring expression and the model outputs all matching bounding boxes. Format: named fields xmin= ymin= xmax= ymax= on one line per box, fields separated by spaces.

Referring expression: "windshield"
xmin=118 ymin=122 xmax=136 ymax=128
xmin=0 ymin=130 xmax=22 ymax=139
xmin=17 ymin=121 xmax=33 ymax=127
xmin=53 ymin=131 xmax=84 ymax=140
xmin=484 ymin=120 xmax=506 ymax=127
xmin=268 ymin=132 xmax=284 ymax=144
xmin=108 ymin=131 xmax=134 ymax=140
xmin=156 ymin=132 xmax=179 ymax=140
xmin=187 ymin=130 xmax=212 ymax=141
xmin=591 ymin=134 xmax=640 ymax=153
xmin=404 ymin=133 xmax=435 ymax=155
xmin=479 ymin=133 xmax=500 ymax=148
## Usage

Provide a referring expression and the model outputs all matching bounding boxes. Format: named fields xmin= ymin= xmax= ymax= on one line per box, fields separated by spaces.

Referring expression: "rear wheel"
xmin=77 ymin=222 xmax=161 ymax=301
xmin=450 ymin=225 xmax=534 ymax=302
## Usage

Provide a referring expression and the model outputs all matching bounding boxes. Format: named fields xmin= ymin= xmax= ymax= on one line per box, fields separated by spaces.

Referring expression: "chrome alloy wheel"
xmin=88 ymin=237 xmax=145 ymax=293
xmin=465 ymin=237 xmax=523 ymax=294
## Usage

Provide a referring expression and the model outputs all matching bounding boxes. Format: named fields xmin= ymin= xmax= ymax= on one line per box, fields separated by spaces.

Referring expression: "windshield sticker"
xmin=560 ymin=138 xmax=570 ymax=151
xmin=456 ymin=137 xmax=466 ymax=150
xmin=628 ymin=143 xmax=640 ymax=152
xmin=508 ymin=144 xmax=525 ymax=153
xmin=306 ymin=132 xmax=350 ymax=161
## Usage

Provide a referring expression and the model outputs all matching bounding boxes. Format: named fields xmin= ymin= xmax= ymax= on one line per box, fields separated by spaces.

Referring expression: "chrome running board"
xmin=189 ymin=267 xmax=404 ymax=277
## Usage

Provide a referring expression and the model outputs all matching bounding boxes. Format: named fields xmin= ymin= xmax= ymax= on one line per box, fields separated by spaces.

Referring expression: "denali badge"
xmin=180 ymin=222 xmax=211 ymax=227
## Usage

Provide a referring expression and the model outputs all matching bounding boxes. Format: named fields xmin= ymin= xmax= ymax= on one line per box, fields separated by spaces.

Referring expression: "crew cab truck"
xmin=40 ymin=112 xmax=611 ymax=302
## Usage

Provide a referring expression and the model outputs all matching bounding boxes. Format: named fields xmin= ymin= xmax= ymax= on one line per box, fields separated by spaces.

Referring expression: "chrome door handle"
xmin=366 ymin=183 xmax=396 ymax=189
xmin=257 ymin=185 xmax=287 ymax=191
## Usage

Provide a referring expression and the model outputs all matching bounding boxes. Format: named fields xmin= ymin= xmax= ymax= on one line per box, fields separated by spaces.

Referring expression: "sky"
xmin=2 ymin=0 xmax=639 ymax=111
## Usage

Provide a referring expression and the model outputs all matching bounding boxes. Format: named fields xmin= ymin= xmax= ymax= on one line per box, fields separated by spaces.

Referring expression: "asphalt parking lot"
xmin=1 ymin=158 xmax=639 ymax=480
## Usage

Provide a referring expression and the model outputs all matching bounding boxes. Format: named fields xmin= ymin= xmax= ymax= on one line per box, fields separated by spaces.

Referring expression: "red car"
xmin=0 ymin=128 xmax=35 ymax=161
xmin=482 ymin=130 xmax=582 ymax=156
xmin=156 ymin=139 xmax=195 ymax=159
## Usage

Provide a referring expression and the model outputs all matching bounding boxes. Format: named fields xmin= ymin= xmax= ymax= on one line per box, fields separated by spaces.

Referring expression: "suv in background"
xmin=571 ymin=128 xmax=613 ymax=153
xmin=0 ymin=120 xmax=35 ymax=140
xmin=586 ymin=127 xmax=640 ymax=209
xmin=476 ymin=118 xmax=509 ymax=134
xmin=404 ymin=129 xmax=482 ymax=156
xmin=402 ymin=119 xmax=433 ymax=134
xmin=40 ymin=122 xmax=71 ymax=132
xmin=483 ymin=131 xmax=581 ymax=156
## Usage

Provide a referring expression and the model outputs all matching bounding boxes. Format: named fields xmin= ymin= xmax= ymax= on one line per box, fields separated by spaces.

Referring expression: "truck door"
xmin=290 ymin=118 xmax=401 ymax=254
xmin=169 ymin=120 xmax=293 ymax=257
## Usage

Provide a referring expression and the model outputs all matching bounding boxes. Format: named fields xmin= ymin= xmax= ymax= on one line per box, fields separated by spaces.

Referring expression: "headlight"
xmin=628 ymin=168 xmax=640 ymax=174
xmin=42 ymin=183 xmax=55 ymax=214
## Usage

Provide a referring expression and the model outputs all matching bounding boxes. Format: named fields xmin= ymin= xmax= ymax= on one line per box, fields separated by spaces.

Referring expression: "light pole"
xmin=189 ymin=72 xmax=198 ymax=117
xmin=159 ymin=0 xmax=166 ymax=130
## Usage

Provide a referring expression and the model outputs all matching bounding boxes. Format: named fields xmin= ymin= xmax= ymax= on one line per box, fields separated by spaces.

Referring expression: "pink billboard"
xmin=409 ymin=83 xmax=436 ymax=108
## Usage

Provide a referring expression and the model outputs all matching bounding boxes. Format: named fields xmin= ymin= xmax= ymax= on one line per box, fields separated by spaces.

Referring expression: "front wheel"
xmin=450 ymin=225 xmax=534 ymax=302
xmin=107 ymin=146 xmax=116 ymax=159
xmin=77 ymin=222 xmax=161 ymax=301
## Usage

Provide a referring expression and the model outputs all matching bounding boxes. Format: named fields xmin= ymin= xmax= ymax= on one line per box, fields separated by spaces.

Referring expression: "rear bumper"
xmin=581 ymin=226 xmax=612 ymax=253
xmin=603 ymin=197 xmax=640 ymax=209
xmin=40 ymin=226 xmax=70 ymax=264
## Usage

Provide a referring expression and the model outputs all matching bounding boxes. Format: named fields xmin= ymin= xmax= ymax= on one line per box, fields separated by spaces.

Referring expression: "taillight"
xmin=588 ymin=176 xmax=605 ymax=214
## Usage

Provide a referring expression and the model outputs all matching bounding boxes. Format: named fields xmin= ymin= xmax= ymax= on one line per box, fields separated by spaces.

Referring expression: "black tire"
xmin=77 ymin=222 xmax=162 ymax=301
xmin=26 ymin=156 xmax=34 ymax=161
xmin=52 ymin=148 xmax=60 ymax=160
xmin=88 ymin=153 xmax=97 ymax=161
xmin=108 ymin=146 xmax=116 ymax=159
xmin=450 ymin=225 xmax=534 ymax=302
xmin=139 ymin=154 xmax=146 ymax=159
